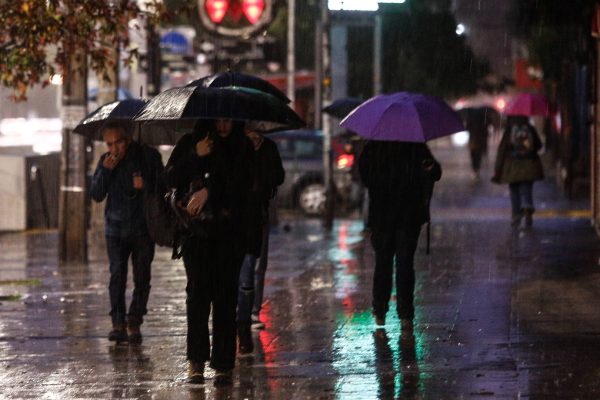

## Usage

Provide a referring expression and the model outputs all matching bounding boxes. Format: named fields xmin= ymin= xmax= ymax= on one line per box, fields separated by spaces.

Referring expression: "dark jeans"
xmin=370 ymin=224 xmax=422 ymax=320
xmin=252 ymin=228 xmax=269 ymax=316
xmin=470 ymin=150 xmax=482 ymax=172
xmin=183 ymin=234 xmax=244 ymax=371
xmin=105 ymin=233 xmax=154 ymax=326
xmin=509 ymin=181 xmax=534 ymax=216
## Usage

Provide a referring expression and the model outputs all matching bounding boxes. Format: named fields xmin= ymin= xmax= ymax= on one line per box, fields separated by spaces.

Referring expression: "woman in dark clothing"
xmin=491 ymin=116 xmax=544 ymax=227
xmin=165 ymin=119 xmax=253 ymax=386
xmin=237 ymin=127 xmax=285 ymax=354
xmin=359 ymin=141 xmax=441 ymax=332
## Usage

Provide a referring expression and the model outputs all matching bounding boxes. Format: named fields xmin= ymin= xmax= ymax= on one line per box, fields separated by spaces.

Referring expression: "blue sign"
xmin=160 ymin=31 xmax=190 ymax=55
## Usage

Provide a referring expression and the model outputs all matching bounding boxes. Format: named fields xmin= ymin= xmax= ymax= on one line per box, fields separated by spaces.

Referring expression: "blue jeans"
xmin=509 ymin=181 xmax=534 ymax=216
xmin=238 ymin=254 xmax=257 ymax=324
xmin=105 ymin=233 xmax=154 ymax=325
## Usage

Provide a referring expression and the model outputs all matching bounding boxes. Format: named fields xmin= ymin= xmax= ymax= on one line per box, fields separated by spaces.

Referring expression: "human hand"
xmin=422 ymin=159 xmax=435 ymax=171
xmin=195 ymin=136 xmax=213 ymax=157
xmin=133 ymin=172 xmax=144 ymax=190
xmin=102 ymin=153 xmax=120 ymax=170
xmin=186 ymin=188 xmax=208 ymax=216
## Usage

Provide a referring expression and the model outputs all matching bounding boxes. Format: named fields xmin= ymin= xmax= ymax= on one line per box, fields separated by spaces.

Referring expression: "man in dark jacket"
xmin=90 ymin=122 xmax=164 ymax=344
xmin=359 ymin=141 xmax=441 ymax=332
xmin=237 ymin=128 xmax=284 ymax=354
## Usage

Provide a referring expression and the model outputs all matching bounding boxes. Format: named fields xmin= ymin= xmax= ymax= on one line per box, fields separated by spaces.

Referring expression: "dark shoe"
xmin=373 ymin=311 xmax=386 ymax=326
xmin=238 ymin=324 xmax=254 ymax=355
xmin=214 ymin=369 xmax=233 ymax=386
xmin=108 ymin=324 xmax=128 ymax=343
xmin=127 ymin=324 xmax=142 ymax=344
xmin=187 ymin=361 xmax=205 ymax=384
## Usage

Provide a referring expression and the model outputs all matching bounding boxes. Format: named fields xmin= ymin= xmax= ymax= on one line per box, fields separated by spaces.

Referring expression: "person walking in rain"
xmin=90 ymin=122 xmax=164 ymax=344
xmin=464 ymin=109 xmax=489 ymax=179
xmin=166 ymin=119 xmax=253 ymax=385
xmin=491 ymin=115 xmax=544 ymax=227
xmin=237 ymin=125 xmax=284 ymax=354
xmin=359 ymin=141 xmax=441 ymax=331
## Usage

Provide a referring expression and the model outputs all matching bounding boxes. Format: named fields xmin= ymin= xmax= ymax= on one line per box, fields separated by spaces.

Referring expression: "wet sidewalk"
xmin=1 ymin=138 xmax=600 ymax=399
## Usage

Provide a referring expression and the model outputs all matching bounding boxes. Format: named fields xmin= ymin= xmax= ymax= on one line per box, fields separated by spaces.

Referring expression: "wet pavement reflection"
xmin=1 ymin=138 xmax=600 ymax=398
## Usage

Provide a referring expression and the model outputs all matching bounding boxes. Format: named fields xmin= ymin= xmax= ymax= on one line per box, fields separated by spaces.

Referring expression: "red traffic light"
xmin=205 ymin=0 xmax=264 ymax=25
xmin=205 ymin=0 xmax=228 ymax=23
xmin=243 ymin=0 xmax=264 ymax=24
xmin=199 ymin=0 xmax=272 ymax=37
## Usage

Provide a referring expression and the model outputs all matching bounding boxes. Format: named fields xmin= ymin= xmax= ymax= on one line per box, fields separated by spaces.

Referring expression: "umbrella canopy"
xmin=187 ymin=71 xmax=290 ymax=104
xmin=73 ymin=99 xmax=147 ymax=141
xmin=133 ymin=85 xmax=304 ymax=145
xmin=504 ymin=93 xmax=548 ymax=116
xmin=340 ymin=92 xmax=464 ymax=142
xmin=322 ymin=97 xmax=363 ymax=119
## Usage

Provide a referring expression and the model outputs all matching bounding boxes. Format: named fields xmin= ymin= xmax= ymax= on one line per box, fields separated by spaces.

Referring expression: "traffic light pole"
xmin=287 ymin=0 xmax=296 ymax=104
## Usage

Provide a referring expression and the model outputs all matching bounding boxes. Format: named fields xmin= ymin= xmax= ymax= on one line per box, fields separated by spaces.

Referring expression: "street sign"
xmin=198 ymin=0 xmax=273 ymax=37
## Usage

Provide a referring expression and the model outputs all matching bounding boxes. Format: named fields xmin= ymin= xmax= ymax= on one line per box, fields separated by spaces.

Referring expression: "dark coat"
xmin=242 ymin=137 xmax=285 ymax=257
xmin=493 ymin=123 xmax=544 ymax=184
xmin=359 ymin=141 xmax=442 ymax=232
xmin=90 ymin=142 xmax=164 ymax=238
xmin=165 ymin=130 xmax=254 ymax=241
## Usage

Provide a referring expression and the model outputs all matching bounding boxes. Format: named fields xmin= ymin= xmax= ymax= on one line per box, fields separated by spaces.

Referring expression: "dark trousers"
xmin=370 ymin=224 xmax=422 ymax=320
xmin=105 ymin=233 xmax=154 ymax=326
xmin=183 ymin=235 xmax=243 ymax=371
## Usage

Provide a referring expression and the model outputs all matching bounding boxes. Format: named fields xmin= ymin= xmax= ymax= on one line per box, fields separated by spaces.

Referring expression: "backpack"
xmin=510 ymin=124 xmax=535 ymax=157
xmin=138 ymin=146 xmax=177 ymax=248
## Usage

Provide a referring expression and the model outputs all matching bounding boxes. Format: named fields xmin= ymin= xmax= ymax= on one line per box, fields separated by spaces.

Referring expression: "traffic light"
xmin=199 ymin=0 xmax=273 ymax=37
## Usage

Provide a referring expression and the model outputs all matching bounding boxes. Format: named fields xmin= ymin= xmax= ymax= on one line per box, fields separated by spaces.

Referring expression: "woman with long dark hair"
xmin=166 ymin=119 xmax=253 ymax=385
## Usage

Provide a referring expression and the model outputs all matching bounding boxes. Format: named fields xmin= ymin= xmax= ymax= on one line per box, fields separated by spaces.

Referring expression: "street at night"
xmin=1 ymin=138 xmax=598 ymax=399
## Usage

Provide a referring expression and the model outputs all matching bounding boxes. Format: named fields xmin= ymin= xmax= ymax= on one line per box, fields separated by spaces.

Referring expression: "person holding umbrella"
xmin=165 ymin=118 xmax=254 ymax=385
xmin=341 ymin=92 xmax=461 ymax=331
xmin=89 ymin=122 xmax=164 ymax=344
xmin=491 ymin=115 xmax=544 ymax=227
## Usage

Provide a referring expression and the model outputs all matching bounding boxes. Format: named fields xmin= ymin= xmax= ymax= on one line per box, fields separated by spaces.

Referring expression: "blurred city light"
xmin=328 ymin=0 xmax=405 ymax=11
xmin=456 ymin=23 xmax=465 ymax=35
xmin=451 ymin=130 xmax=469 ymax=147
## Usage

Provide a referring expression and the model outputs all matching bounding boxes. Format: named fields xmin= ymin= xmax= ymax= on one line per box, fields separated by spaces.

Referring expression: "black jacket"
xmin=165 ymin=131 xmax=254 ymax=239
xmin=243 ymin=137 xmax=285 ymax=256
xmin=359 ymin=141 xmax=441 ymax=231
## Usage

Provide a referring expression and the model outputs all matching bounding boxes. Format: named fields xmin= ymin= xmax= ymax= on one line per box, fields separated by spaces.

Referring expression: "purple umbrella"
xmin=339 ymin=92 xmax=465 ymax=142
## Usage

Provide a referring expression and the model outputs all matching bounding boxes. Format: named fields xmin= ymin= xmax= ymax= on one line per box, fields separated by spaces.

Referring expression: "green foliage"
xmin=0 ymin=0 xmax=165 ymax=101
xmin=382 ymin=1 xmax=488 ymax=99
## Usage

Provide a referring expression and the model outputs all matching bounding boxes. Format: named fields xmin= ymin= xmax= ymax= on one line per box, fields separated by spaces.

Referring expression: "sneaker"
xmin=250 ymin=314 xmax=265 ymax=330
xmin=238 ymin=324 xmax=254 ymax=355
xmin=127 ymin=324 xmax=142 ymax=344
xmin=214 ymin=369 xmax=233 ymax=386
xmin=108 ymin=323 xmax=128 ymax=343
xmin=187 ymin=361 xmax=205 ymax=384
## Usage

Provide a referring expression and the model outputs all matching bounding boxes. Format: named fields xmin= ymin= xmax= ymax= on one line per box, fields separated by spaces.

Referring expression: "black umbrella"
xmin=322 ymin=97 xmax=363 ymax=119
xmin=187 ymin=71 xmax=290 ymax=104
xmin=133 ymin=85 xmax=304 ymax=145
xmin=73 ymin=99 xmax=147 ymax=141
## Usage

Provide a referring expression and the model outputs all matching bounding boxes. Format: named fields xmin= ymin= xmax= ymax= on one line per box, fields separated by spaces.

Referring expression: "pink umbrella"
xmin=504 ymin=93 xmax=549 ymax=116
